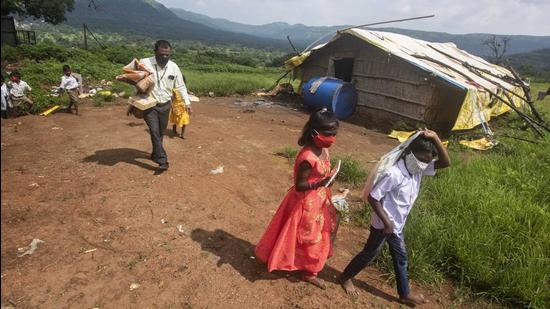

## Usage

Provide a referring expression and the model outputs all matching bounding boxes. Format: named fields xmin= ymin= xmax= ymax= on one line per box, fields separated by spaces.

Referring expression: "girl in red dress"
xmin=255 ymin=108 xmax=339 ymax=289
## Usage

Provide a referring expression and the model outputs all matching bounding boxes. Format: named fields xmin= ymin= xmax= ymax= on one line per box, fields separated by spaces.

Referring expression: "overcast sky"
xmin=157 ymin=0 xmax=550 ymax=36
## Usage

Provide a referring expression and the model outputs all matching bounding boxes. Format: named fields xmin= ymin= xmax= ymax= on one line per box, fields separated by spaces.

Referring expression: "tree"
xmin=1 ymin=0 xmax=75 ymax=25
xmin=483 ymin=35 xmax=510 ymax=64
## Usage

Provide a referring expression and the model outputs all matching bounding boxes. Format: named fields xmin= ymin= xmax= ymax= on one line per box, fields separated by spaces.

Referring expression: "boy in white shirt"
xmin=59 ymin=65 xmax=80 ymax=115
xmin=9 ymin=71 xmax=33 ymax=115
xmin=339 ymin=129 xmax=450 ymax=306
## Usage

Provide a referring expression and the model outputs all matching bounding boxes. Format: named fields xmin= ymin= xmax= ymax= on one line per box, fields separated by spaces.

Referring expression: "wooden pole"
xmin=83 ymin=24 xmax=88 ymax=50
xmin=506 ymin=65 xmax=545 ymax=124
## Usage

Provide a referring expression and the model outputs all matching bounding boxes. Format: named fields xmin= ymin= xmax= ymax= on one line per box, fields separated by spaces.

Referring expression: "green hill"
xmin=62 ymin=0 xmax=288 ymax=50
xmin=507 ymin=48 xmax=550 ymax=80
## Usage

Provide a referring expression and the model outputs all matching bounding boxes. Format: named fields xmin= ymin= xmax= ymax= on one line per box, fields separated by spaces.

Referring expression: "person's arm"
xmin=295 ymin=161 xmax=331 ymax=192
xmin=174 ymin=66 xmax=192 ymax=114
xmin=422 ymin=129 xmax=450 ymax=169
xmin=368 ymin=195 xmax=394 ymax=234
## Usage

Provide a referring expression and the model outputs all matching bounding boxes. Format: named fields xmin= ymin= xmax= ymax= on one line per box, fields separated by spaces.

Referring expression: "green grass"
xmin=331 ymin=156 xmax=369 ymax=187
xmin=274 ymin=146 xmax=299 ymax=164
xmin=353 ymin=84 xmax=550 ymax=308
xmin=1 ymin=43 xmax=285 ymax=114
xmin=186 ymin=70 xmax=281 ymax=96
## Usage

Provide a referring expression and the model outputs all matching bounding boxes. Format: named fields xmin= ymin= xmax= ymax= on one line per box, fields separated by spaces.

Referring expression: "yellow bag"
xmin=170 ymin=89 xmax=190 ymax=127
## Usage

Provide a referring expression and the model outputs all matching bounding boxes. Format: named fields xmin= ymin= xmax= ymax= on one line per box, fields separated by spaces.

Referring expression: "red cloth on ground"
xmin=255 ymin=146 xmax=337 ymax=276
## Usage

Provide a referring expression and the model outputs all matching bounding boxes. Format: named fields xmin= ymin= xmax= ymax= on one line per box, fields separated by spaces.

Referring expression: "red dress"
xmin=255 ymin=146 xmax=337 ymax=276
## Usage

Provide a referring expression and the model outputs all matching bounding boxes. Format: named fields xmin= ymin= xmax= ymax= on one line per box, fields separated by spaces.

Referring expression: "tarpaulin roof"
xmin=286 ymin=28 xmax=526 ymax=131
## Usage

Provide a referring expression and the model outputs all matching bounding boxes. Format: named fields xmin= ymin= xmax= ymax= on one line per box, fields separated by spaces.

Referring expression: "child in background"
xmin=338 ymin=129 xmax=450 ymax=306
xmin=1 ymin=75 xmax=11 ymax=119
xmin=8 ymin=71 xmax=33 ymax=116
xmin=170 ymin=74 xmax=189 ymax=138
xmin=255 ymin=108 xmax=339 ymax=289
xmin=59 ymin=65 xmax=80 ymax=115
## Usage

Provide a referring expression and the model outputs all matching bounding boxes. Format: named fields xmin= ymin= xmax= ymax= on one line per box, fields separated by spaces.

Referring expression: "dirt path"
xmin=1 ymin=98 xmax=454 ymax=308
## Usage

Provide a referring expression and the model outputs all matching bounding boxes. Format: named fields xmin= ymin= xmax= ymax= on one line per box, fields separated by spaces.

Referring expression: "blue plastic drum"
xmin=302 ymin=77 xmax=357 ymax=119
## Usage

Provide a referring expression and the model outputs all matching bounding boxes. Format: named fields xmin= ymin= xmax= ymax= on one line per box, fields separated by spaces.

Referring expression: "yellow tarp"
xmin=388 ymin=130 xmax=415 ymax=142
xmin=285 ymin=52 xmax=310 ymax=71
xmin=388 ymin=130 xmax=449 ymax=147
xmin=459 ymin=137 xmax=496 ymax=151
xmin=451 ymin=87 xmax=525 ymax=131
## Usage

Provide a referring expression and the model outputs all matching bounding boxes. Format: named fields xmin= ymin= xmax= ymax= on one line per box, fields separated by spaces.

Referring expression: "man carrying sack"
xmin=139 ymin=40 xmax=192 ymax=172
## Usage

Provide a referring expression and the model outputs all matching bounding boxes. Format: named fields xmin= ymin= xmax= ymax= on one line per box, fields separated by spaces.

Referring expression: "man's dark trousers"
xmin=143 ymin=101 xmax=171 ymax=166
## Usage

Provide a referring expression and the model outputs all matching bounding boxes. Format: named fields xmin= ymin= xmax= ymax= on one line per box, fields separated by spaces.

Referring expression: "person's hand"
xmin=421 ymin=128 xmax=439 ymax=140
xmin=383 ymin=221 xmax=395 ymax=235
xmin=186 ymin=105 xmax=193 ymax=115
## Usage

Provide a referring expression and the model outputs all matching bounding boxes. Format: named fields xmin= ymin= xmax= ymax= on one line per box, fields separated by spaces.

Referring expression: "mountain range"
xmin=170 ymin=7 xmax=550 ymax=57
xmin=60 ymin=0 xmax=549 ymax=61
xmin=63 ymin=0 xmax=287 ymax=49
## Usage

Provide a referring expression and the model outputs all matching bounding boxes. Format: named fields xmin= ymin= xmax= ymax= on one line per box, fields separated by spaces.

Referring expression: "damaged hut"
xmin=286 ymin=29 xmax=527 ymax=132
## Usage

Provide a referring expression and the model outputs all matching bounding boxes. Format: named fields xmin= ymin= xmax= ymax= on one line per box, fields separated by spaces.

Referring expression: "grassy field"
xmin=2 ymin=41 xmax=549 ymax=307
xmin=1 ymin=43 xmax=285 ymax=113
xmin=355 ymin=82 xmax=550 ymax=308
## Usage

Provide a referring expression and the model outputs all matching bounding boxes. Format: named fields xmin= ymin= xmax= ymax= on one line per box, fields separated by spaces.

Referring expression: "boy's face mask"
xmin=405 ymin=152 xmax=429 ymax=174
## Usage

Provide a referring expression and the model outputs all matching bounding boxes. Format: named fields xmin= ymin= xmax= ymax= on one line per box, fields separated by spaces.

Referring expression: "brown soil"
xmin=2 ymin=97 xmax=458 ymax=308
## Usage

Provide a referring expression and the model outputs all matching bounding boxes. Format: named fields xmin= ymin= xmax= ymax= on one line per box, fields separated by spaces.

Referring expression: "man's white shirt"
xmin=370 ymin=159 xmax=436 ymax=236
xmin=139 ymin=57 xmax=191 ymax=105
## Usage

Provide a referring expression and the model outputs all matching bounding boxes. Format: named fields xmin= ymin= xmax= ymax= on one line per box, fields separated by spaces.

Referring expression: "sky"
xmin=157 ymin=0 xmax=550 ymax=36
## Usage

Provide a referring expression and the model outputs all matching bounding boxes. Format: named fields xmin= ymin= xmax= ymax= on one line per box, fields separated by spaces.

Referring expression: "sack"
xmin=128 ymin=94 xmax=157 ymax=111
xmin=116 ymin=59 xmax=152 ymax=85
xmin=135 ymin=75 xmax=155 ymax=94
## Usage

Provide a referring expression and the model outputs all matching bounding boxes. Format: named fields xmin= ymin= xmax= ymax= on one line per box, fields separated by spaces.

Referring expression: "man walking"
xmin=140 ymin=40 xmax=192 ymax=171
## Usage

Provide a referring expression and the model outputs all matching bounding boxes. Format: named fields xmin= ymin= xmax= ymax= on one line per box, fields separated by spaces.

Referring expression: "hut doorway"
xmin=333 ymin=58 xmax=354 ymax=82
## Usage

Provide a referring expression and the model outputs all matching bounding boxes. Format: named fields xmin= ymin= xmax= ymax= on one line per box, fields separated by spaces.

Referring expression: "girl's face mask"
xmin=405 ymin=152 xmax=429 ymax=174
xmin=312 ymin=129 xmax=336 ymax=148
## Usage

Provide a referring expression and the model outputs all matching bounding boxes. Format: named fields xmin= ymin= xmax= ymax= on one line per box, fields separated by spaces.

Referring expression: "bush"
xmin=331 ymin=156 xmax=368 ymax=187
xmin=1 ymin=45 xmax=18 ymax=62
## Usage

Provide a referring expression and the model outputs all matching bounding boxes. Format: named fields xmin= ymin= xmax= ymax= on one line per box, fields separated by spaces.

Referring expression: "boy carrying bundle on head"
xmin=339 ymin=129 xmax=450 ymax=306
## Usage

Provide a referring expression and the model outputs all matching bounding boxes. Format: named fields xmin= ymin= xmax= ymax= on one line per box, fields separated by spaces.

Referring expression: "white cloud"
xmin=158 ymin=0 xmax=550 ymax=35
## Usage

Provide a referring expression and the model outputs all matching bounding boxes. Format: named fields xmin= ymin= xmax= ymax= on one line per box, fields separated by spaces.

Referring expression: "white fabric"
xmin=1 ymin=84 xmax=11 ymax=110
xmin=59 ymin=75 xmax=79 ymax=90
xmin=370 ymin=159 xmax=436 ymax=235
xmin=9 ymin=80 xmax=31 ymax=97
xmin=139 ymin=57 xmax=191 ymax=105
xmin=362 ymin=132 xmax=422 ymax=201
